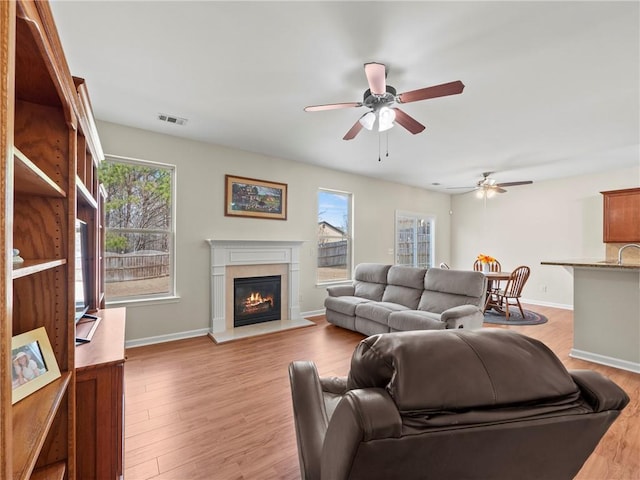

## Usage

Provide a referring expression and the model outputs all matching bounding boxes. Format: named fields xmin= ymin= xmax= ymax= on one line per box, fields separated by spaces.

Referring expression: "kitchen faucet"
xmin=617 ymin=243 xmax=640 ymax=265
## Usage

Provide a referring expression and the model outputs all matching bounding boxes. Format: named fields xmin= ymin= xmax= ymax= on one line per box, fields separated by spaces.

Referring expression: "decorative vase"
xmin=482 ymin=263 xmax=490 ymax=273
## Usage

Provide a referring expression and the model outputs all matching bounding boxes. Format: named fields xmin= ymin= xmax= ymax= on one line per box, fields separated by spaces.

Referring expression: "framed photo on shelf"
xmin=225 ymin=174 xmax=288 ymax=220
xmin=11 ymin=326 xmax=61 ymax=404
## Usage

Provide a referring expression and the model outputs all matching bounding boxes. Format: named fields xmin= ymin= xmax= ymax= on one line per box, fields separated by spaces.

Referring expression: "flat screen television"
xmin=75 ymin=219 xmax=99 ymax=343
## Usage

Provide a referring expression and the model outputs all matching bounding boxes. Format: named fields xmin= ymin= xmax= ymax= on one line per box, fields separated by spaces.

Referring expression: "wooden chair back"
xmin=473 ymin=259 xmax=501 ymax=272
xmin=504 ymin=265 xmax=530 ymax=297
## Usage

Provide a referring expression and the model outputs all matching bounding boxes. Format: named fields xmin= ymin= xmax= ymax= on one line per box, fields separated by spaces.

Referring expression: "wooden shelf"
xmin=30 ymin=462 xmax=65 ymax=480
xmin=13 ymin=148 xmax=66 ymax=198
xmin=12 ymin=259 xmax=66 ymax=279
xmin=12 ymin=372 xmax=72 ymax=480
xmin=76 ymin=176 xmax=98 ymax=209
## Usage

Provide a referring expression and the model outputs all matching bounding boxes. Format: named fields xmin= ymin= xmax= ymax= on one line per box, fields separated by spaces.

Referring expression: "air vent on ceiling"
xmin=158 ymin=113 xmax=188 ymax=126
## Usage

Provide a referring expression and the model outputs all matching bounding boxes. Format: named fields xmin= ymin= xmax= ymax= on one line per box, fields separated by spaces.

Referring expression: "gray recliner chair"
xmin=289 ymin=329 xmax=629 ymax=480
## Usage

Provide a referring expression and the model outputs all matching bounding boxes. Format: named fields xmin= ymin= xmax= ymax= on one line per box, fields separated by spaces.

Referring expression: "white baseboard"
xmin=521 ymin=298 xmax=573 ymax=310
xmin=570 ymin=348 xmax=640 ymax=374
xmin=301 ymin=309 xmax=325 ymax=318
xmin=125 ymin=313 xmax=326 ymax=348
xmin=125 ymin=328 xmax=210 ymax=349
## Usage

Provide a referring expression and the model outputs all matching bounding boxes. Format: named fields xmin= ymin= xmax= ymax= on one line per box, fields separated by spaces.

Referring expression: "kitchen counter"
xmin=541 ymin=259 xmax=640 ymax=270
xmin=542 ymin=260 xmax=639 ymax=373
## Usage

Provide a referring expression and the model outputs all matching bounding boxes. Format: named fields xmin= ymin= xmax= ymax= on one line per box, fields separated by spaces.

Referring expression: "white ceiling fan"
xmin=304 ymin=62 xmax=465 ymax=140
xmin=448 ymin=172 xmax=533 ymax=198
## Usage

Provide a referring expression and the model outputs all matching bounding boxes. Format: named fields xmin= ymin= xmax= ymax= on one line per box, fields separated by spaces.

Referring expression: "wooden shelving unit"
xmin=1 ymin=2 xmax=106 ymax=479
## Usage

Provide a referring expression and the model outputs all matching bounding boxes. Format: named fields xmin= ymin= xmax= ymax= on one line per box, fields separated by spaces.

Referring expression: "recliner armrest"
xmin=321 ymin=388 xmax=402 ymax=480
xmin=289 ymin=361 xmax=331 ymax=480
xmin=441 ymin=304 xmax=484 ymax=329
xmin=326 ymin=285 xmax=355 ymax=297
xmin=320 ymin=376 xmax=348 ymax=395
xmin=570 ymin=369 xmax=630 ymax=412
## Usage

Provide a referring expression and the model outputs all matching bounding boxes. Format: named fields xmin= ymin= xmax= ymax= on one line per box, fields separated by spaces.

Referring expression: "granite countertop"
xmin=541 ymin=259 xmax=640 ymax=270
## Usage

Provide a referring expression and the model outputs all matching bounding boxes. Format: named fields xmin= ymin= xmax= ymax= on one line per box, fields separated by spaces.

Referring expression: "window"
xmin=317 ymin=189 xmax=352 ymax=283
xmin=100 ymin=155 xmax=175 ymax=301
xmin=395 ymin=211 xmax=434 ymax=268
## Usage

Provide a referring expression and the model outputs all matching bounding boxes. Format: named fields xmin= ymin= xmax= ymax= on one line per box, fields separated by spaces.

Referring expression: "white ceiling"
xmin=49 ymin=1 xmax=639 ymax=193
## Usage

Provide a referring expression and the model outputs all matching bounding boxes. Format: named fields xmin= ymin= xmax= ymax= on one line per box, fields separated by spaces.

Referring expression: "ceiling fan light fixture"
xmin=359 ymin=111 xmax=376 ymax=131
xmin=476 ymin=188 xmax=486 ymax=199
xmin=486 ymin=188 xmax=497 ymax=198
xmin=378 ymin=106 xmax=396 ymax=132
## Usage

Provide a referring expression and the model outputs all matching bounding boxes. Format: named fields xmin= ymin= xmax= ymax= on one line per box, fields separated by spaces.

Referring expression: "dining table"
xmin=481 ymin=271 xmax=511 ymax=313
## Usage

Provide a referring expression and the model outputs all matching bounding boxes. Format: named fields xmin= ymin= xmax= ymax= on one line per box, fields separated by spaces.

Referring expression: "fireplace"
xmin=234 ymin=275 xmax=281 ymax=327
xmin=207 ymin=239 xmax=313 ymax=343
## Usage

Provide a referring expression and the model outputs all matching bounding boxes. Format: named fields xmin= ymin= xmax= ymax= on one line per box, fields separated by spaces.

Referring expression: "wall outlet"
xmin=540 ymin=285 xmax=547 ymax=293
xmin=388 ymin=248 xmax=394 ymax=255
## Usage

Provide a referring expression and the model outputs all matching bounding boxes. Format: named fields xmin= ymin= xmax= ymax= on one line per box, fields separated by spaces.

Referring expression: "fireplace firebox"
xmin=233 ymin=275 xmax=282 ymax=327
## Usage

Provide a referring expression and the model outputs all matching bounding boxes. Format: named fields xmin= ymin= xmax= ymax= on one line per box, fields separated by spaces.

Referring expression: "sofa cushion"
xmin=381 ymin=266 xmax=427 ymax=308
xmin=325 ymin=296 xmax=371 ymax=316
xmin=424 ymin=268 xmax=485 ymax=297
xmin=418 ymin=268 xmax=485 ymax=313
xmin=354 ymin=282 xmax=386 ymax=301
xmin=355 ymin=302 xmax=410 ymax=325
xmin=387 ymin=265 xmax=427 ymax=290
xmin=347 ymin=329 xmax=580 ymax=413
xmin=353 ymin=264 xmax=392 ymax=301
xmin=388 ymin=310 xmax=445 ymax=331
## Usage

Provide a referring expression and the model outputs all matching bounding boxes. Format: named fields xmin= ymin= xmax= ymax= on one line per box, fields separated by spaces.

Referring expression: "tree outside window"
xmin=100 ymin=156 xmax=175 ymax=300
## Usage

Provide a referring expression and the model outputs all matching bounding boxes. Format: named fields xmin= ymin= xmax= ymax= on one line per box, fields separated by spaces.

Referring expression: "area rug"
xmin=483 ymin=309 xmax=548 ymax=326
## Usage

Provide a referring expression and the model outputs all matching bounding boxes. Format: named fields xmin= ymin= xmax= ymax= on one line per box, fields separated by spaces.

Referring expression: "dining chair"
xmin=484 ymin=265 xmax=531 ymax=320
xmin=474 ymin=259 xmax=502 ymax=293
xmin=473 ymin=259 xmax=501 ymax=272
xmin=439 ymin=262 xmax=450 ymax=269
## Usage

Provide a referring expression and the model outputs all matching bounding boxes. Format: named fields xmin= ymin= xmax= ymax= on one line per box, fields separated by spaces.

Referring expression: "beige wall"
xmin=96 ymin=121 xmax=452 ymax=342
xmin=450 ymin=166 xmax=640 ymax=308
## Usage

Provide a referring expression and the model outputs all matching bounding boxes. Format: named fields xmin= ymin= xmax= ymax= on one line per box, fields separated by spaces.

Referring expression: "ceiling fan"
xmin=448 ymin=172 xmax=533 ymax=197
xmin=304 ymin=62 xmax=465 ymax=140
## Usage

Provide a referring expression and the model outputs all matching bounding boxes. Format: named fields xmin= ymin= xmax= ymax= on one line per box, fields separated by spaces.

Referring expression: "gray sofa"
xmin=324 ymin=263 xmax=487 ymax=335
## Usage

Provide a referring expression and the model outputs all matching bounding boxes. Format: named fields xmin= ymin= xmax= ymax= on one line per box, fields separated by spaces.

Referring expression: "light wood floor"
xmin=123 ymin=305 xmax=639 ymax=479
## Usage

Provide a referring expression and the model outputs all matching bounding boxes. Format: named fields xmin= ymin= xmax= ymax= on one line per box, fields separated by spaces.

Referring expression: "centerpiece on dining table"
xmin=477 ymin=254 xmax=496 ymax=272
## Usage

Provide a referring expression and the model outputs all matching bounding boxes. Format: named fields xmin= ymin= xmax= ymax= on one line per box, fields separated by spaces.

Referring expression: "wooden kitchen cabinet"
xmin=76 ymin=308 xmax=126 ymax=480
xmin=602 ymin=188 xmax=640 ymax=243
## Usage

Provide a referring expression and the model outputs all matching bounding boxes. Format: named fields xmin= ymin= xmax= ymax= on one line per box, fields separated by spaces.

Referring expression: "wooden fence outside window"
xmin=105 ymin=252 xmax=169 ymax=282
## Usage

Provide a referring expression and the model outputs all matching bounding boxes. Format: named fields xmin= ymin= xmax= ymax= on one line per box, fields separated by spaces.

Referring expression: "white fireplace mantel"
xmin=206 ymin=239 xmax=307 ymax=341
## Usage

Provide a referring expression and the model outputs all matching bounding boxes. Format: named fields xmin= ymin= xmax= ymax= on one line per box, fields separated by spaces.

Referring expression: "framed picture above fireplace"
xmin=225 ymin=175 xmax=288 ymax=220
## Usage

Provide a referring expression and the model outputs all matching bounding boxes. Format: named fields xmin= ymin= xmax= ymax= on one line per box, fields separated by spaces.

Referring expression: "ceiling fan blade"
xmin=495 ymin=187 xmax=507 ymax=193
xmin=304 ymin=102 xmax=362 ymax=112
xmin=392 ymin=108 xmax=426 ymax=134
xmin=364 ymin=62 xmax=386 ymax=96
xmin=343 ymin=120 xmax=364 ymax=141
xmin=397 ymin=80 xmax=465 ymax=104
xmin=496 ymin=180 xmax=533 ymax=187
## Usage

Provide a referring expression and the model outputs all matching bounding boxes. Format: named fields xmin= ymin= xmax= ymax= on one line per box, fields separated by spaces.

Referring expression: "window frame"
xmin=316 ymin=188 xmax=354 ymax=285
xmin=394 ymin=210 xmax=435 ymax=269
xmin=102 ymin=154 xmax=178 ymax=306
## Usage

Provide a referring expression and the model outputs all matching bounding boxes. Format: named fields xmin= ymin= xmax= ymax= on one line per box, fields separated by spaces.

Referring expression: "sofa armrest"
xmin=326 ymin=285 xmax=355 ymax=297
xmin=441 ymin=304 xmax=484 ymax=329
xmin=289 ymin=361 xmax=330 ymax=480
xmin=570 ymin=369 xmax=630 ymax=412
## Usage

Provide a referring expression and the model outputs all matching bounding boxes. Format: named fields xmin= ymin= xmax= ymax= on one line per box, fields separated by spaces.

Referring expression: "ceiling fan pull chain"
xmin=378 ymin=133 xmax=382 ymax=162
xmin=386 ymin=132 xmax=390 ymax=157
